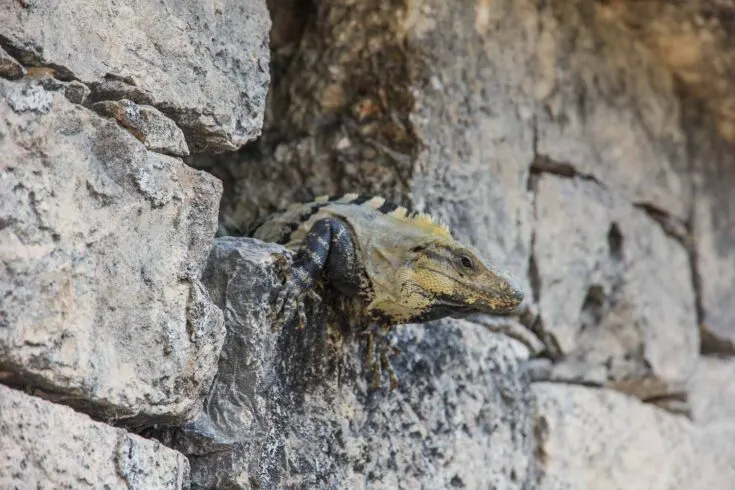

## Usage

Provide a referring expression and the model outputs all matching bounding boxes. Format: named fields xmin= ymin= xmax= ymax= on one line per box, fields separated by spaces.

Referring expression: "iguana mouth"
xmin=425 ymin=268 xmax=517 ymax=305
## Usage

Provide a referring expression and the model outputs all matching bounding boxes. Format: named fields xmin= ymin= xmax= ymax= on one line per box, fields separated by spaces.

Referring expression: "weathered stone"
xmin=599 ymin=0 xmax=735 ymax=143
xmin=685 ymin=97 xmax=735 ymax=353
xmin=161 ymin=237 xmax=536 ymax=489
xmin=0 ymin=78 xmax=224 ymax=425
xmin=94 ymin=99 xmax=190 ymax=156
xmin=59 ymin=80 xmax=91 ymax=105
xmin=26 ymin=74 xmax=93 ymax=105
xmin=3 ymin=76 xmax=52 ymax=113
xmin=535 ymin=0 xmax=691 ymax=220
xmin=0 ymin=0 xmax=271 ymax=152
xmin=6 ymin=71 xmax=94 ymax=107
xmin=0 ymin=384 xmax=190 ymax=490
xmin=206 ymin=0 xmax=703 ymax=399
xmin=534 ymin=383 xmax=735 ymax=490
xmin=405 ymin=0 xmax=537 ymax=288
xmin=688 ymin=356 xmax=735 ymax=424
xmin=533 ymin=174 xmax=698 ymax=398
xmin=0 ymin=45 xmax=25 ymax=80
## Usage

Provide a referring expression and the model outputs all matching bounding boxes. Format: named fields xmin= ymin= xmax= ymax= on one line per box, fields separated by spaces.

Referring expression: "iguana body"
xmin=251 ymin=193 xmax=524 ymax=387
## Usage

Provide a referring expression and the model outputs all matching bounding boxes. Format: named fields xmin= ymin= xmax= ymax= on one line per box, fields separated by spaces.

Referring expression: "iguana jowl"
xmin=251 ymin=193 xmax=525 ymax=387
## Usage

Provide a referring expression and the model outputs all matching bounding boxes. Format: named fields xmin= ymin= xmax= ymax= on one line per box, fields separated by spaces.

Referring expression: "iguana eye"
xmin=459 ymin=254 xmax=474 ymax=271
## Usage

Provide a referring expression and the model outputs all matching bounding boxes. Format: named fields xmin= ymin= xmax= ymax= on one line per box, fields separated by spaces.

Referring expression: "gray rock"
xmin=533 ymin=174 xmax=698 ymax=399
xmin=599 ymin=1 xmax=735 ymax=145
xmin=686 ymin=100 xmax=735 ymax=353
xmin=534 ymin=0 xmax=690 ymax=220
xmin=0 ymin=78 xmax=224 ymax=425
xmin=533 ymin=382 xmax=735 ymax=490
xmin=162 ymin=237 xmax=536 ymax=489
xmin=687 ymin=356 xmax=735 ymax=425
xmin=93 ymin=99 xmax=190 ymax=156
xmin=0 ymin=384 xmax=190 ymax=490
xmin=33 ymin=75 xmax=91 ymax=105
xmin=3 ymin=77 xmax=52 ymax=113
xmin=0 ymin=0 xmax=271 ymax=152
xmin=0 ymin=45 xmax=25 ymax=80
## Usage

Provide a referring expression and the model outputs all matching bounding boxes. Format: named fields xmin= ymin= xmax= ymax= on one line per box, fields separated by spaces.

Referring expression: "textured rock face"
xmin=162 ymin=238 xmax=536 ymax=489
xmin=532 ymin=174 xmax=698 ymax=397
xmin=535 ymin=0 xmax=690 ymax=219
xmin=685 ymin=100 xmax=735 ymax=353
xmin=0 ymin=77 xmax=225 ymax=424
xmin=93 ymin=99 xmax=190 ymax=157
xmin=0 ymin=45 xmax=25 ymax=80
xmin=534 ymin=383 xmax=735 ymax=490
xmin=600 ymin=0 xmax=735 ymax=143
xmin=688 ymin=356 xmax=735 ymax=424
xmin=0 ymin=0 xmax=271 ymax=152
xmin=0 ymin=384 xmax=190 ymax=489
xmin=210 ymin=0 xmax=537 ymax=285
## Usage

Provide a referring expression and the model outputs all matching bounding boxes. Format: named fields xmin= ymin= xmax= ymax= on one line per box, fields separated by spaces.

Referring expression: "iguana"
xmin=251 ymin=193 xmax=524 ymax=388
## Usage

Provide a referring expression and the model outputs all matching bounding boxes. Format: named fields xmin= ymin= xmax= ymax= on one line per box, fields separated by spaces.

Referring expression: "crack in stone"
xmin=0 ymin=35 xmax=193 ymax=158
xmin=0 ymin=34 xmax=77 ymax=82
xmin=526 ymin=121 xmax=563 ymax=361
xmin=633 ymin=201 xmax=690 ymax=245
xmin=529 ymin=154 xmax=602 ymax=185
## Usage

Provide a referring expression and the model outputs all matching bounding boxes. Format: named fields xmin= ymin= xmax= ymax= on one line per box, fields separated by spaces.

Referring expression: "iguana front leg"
xmin=272 ymin=217 xmax=362 ymax=328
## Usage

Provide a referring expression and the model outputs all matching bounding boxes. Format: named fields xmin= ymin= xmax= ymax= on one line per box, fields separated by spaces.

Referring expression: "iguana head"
xmin=405 ymin=238 xmax=523 ymax=309
xmin=368 ymin=235 xmax=524 ymax=324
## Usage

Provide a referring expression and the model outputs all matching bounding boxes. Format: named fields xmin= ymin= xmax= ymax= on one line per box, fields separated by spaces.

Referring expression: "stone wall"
xmin=2 ymin=0 xmax=735 ymax=489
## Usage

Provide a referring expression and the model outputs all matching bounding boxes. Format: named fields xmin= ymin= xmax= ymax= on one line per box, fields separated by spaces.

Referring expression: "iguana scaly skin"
xmin=251 ymin=193 xmax=524 ymax=387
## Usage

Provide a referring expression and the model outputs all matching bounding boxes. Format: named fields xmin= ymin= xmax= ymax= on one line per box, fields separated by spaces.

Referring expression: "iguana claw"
xmin=270 ymin=286 xmax=321 ymax=330
xmin=364 ymin=325 xmax=399 ymax=390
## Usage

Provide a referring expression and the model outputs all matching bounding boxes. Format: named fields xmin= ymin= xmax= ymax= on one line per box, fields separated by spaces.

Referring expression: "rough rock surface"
xmin=0 ymin=0 xmax=271 ymax=152
xmin=532 ymin=174 xmax=698 ymax=398
xmin=161 ymin=238 xmax=536 ymax=489
xmin=3 ymin=0 xmax=735 ymax=488
xmin=687 ymin=356 xmax=735 ymax=424
xmin=0 ymin=384 xmax=190 ymax=490
xmin=534 ymin=383 xmax=735 ymax=490
xmin=684 ymin=98 xmax=735 ymax=353
xmin=93 ymin=99 xmax=190 ymax=157
xmin=192 ymin=0 xmax=708 ymax=426
xmin=599 ymin=0 xmax=735 ymax=143
xmin=534 ymin=0 xmax=690 ymax=219
xmin=0 ymin=77 xmax=225 ymax=425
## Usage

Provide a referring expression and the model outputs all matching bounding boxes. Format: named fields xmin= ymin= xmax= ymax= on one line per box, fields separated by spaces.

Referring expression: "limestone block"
xmin=534 ymin=383 xmax=735 ymax=490
xmin=688 ymin=356 xmax=735 ymax=425
xmin=0 ymin=0 xmax=271 ymax=152
xmin=534 ymin=0 xmax=690 ymax=219
xmin=0 ymin=384 xmax=190 ymax=490
xmin=161 ymin=237 xmax=536 ymax=489
xmin=93 ymin=99 xmax=190 ymax=157
xmin=0 ymin=78 xmax=224 ymax=425
xmin=533 ymin=174 xmax=698 ymax=398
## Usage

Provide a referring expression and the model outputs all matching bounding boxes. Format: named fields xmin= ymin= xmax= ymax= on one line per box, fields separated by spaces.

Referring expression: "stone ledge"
xmin=0 ymin=384 xmax=190 ymax=490
xmin=0 ymin=0 xmax=270 ymax=152
xmin=159 ymin=237 xmax=537 ymax=489
xmin=534 ymin=382 xmax=735 ymax=490
xmin=0 ymin=77 xmax=224 ymax=425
